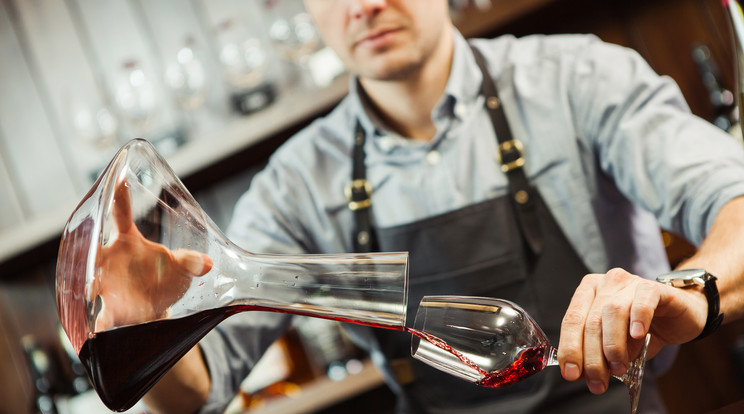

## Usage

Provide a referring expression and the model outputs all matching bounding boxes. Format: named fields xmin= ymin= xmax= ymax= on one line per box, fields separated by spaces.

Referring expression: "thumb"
xmin=94 ymin=300 xmax=116 ymax=332
xmin=172 ymin=249 xmax=213 ymax=276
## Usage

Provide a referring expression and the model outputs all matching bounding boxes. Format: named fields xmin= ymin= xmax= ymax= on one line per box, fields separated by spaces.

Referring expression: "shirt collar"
xmin=348 ymin=28 xmax=483 ymax=147
xmin=442 ymin=30 xmax=483 ymax=120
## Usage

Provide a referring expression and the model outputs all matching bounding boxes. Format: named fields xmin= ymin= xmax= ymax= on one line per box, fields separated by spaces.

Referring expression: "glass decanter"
xmin=410 ymin=296 xmax=649 ymax=414
xmin=56 ymin=138 xmax=409 ymax=412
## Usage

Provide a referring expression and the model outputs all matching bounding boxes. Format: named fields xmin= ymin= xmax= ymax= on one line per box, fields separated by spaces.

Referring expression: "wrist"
xmin=656 ymin=269 xmax=723 ymax=341
xmin=144 ymin=346 xmax=209 ymax=414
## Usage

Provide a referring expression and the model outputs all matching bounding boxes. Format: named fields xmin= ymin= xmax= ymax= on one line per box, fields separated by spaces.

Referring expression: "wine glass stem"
xmin=546 ymin=346 xmax=559 ymax=367
xmin=546 ymin=335 xmax=647 ymax=414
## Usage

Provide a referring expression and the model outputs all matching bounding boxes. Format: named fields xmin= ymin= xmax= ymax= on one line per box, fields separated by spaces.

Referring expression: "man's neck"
xmin=358 ymin=27 xmax=455 ymax=142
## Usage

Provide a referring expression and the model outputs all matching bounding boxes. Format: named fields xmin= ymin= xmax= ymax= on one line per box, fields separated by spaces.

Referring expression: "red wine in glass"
xmin=476 ymin=345 xmax=549 ymax=388
xmin=407 ymin=327 xmax=550 ymax=388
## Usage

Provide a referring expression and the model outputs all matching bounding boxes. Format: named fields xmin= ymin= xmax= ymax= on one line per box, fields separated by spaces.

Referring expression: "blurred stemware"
xmin=266 ymin=0 xmax=322 ymax=88
xmin=67 ymin=98 xmax=119 ymax=150
xmin=113 ymin=59 xmax=158 ymax=135
xmin=214 ymin=19 xmax=275 ymax=114
xmin=268 ymin=12 xmax=320 ymax=65
xmin=164 ymin=37 xmax=208 ymax=112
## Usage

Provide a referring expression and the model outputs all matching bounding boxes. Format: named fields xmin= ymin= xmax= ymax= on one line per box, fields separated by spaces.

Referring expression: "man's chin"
xmin=356 ymin=55 xmax=421 ymax=81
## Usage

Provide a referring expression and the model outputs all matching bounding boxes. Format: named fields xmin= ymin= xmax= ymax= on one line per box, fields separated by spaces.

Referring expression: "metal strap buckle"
xmin=495 ymin=140 xmax=525 ymax=172
xmin=345 ymin=179 xmax=372 ymax=211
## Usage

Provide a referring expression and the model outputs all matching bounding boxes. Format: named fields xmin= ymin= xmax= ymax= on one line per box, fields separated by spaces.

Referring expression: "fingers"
xmin=559 ymin=268 xmax=663 ymax=395
xmin=113 ymin=177 xmax=133 ymax=233
xmin=583 ymin=270 xmax=627 ymax=394
xmin=629 ymin=281 xmax=661 ymax=339
xmin=598 ymin=269 xmax=639 ymax=379
xmin=558 ymin=273 xmax=600 ymax=382
xmin=94 ymin=300 xmax=115 ymax=331
xmin=600 ymin=298 xmax=629 ymax=377
xmin=172 ymin=249 xmax=213 ymax=276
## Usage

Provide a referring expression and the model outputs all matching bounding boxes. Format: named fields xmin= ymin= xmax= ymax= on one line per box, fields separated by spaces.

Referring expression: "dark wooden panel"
xmin=0 ymin=301 xmax=34 ymax=414
xmin=657 ymin=321 xmax=744 ymax=414
xmin=486 ymin=0 xmax=737 ymax=122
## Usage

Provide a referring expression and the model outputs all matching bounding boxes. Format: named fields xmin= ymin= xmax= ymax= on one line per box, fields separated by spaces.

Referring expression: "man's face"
xmin=303 ymin=0 xmax=451 ymax=81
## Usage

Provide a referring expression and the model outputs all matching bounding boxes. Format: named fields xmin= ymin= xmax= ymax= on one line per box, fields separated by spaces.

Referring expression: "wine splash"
xmin=407 ymin=327 xmax=549 ymax=388
xmin=476 ymin=345 xmax=549 ymax=388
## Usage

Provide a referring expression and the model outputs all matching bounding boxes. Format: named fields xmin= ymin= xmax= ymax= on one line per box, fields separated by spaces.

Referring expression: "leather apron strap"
xmin=469 ymin=46 xmax=543 ymax=257
xmin=348 ymin=121 xmax=381 ymax=253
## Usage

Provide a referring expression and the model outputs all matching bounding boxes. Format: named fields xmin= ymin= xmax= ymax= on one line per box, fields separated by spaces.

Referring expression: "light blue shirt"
xmin=198 ymin=31 xmax=744 ymax=414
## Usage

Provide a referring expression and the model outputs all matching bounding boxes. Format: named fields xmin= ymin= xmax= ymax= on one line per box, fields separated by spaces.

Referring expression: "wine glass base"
xmin=619 ymin=333 xmax=650 ymax=414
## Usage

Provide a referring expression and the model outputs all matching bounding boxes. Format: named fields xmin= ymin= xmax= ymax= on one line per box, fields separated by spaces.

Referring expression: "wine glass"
xmin=113 ymin=59 xmax=158 ymax=136
xmin=66 ymin=97 xmax=119 ymax=150
xmin=410 ymin=295 xmax=650 ymax=414
xmin=215 ymin=19 xmax=269 ymax=92
xmin=164 ymin=37 xmax=208 ymax=112
xmin=267 ymin=7 xmax=322 ymax=89
xmin=268 ymin=12 xmax=321 ymax=65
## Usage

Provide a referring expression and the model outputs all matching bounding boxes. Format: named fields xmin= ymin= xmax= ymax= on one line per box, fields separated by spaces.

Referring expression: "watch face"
xmin=656 ymin=269 xmax=707 ymax=284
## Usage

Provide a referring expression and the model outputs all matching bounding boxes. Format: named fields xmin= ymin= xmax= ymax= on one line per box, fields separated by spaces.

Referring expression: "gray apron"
xmin=344 ymin=46 xmax=630 ymax=413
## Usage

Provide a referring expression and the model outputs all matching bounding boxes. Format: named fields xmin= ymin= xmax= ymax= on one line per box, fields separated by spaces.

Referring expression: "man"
xmin=141 ymin=0 xmax=744 ymax=413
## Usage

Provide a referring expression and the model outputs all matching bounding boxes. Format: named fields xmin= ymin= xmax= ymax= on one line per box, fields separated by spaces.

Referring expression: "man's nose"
xmin=348 ymin=0 xmax=387 ymax=19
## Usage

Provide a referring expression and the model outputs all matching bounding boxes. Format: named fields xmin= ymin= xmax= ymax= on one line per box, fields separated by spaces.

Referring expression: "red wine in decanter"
xmin=79 ymin=305 xmax=405 ymax=412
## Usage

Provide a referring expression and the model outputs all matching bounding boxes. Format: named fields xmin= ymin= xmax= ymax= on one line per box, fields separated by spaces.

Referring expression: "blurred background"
xmin=1 ymin=0 xmax=744 ymax=413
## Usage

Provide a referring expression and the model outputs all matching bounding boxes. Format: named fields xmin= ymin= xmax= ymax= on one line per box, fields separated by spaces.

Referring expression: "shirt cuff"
xmin=196 ymin=327 xmax=242 ymax=414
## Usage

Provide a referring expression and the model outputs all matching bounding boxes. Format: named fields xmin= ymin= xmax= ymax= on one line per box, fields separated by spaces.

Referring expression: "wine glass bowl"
xmin=164 ymin=40 xmax=208 ymax=111
xmin=411 ymin=296 xmax=553 ymax=384
xmin=214 ymin=19 xmax=269 ymax=93
xmin=67 ymin=97 xmax=119 ymax=150
xmin=113 ymin=60 xmax=159 ymax=135
xmin=411 ymin=295 xmax=649 ymax=414
xmin=268 ymin=12 xmax=320 ymax=65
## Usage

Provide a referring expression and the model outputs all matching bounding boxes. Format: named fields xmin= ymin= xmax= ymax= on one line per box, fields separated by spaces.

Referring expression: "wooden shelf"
xmin=228 ymin=359 xmax=385 ymax=414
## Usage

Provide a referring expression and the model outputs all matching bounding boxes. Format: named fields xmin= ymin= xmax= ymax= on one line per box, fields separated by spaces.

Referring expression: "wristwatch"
xmin=656 ymin=269 xmax=724 ymax=341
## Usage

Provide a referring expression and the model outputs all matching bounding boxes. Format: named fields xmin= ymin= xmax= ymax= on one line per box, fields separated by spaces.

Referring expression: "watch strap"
xmin=694 ymin=274 xmax=724 ymax=341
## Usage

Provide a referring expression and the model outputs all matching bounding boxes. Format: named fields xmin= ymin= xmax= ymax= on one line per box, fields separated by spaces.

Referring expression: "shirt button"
xmin=426 ymin=150 xmax=441 ymax=165
xmin=454 ymin=102 xmax=467 ymax=118
xmin=378 ymin=135 xmax=393 ymax=151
